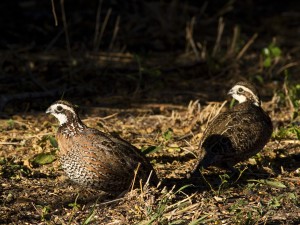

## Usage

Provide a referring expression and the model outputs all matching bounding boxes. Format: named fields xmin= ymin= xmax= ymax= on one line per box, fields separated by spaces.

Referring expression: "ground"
xmin=0 ymin=1 xmax=300 ymax=224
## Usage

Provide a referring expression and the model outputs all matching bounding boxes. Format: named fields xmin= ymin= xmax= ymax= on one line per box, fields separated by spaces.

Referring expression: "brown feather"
xmin=48 ymin=100 xmax=158 ymax=194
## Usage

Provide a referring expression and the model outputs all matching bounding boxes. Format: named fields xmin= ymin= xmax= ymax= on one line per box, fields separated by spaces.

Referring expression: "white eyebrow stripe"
xmin=234 ymin=85 xmax=259 ymax=104
xmin=234 ymin=85 xmax=255 ymax=96
xmin=53 ymin=103 xmax=76 ymax=114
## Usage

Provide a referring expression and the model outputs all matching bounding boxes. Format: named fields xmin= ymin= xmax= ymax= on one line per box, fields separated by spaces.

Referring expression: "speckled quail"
xmin=190 ymin=81 xmax=273 ymax=176
xmin=46 ymin=100 xmax=158 ymax=194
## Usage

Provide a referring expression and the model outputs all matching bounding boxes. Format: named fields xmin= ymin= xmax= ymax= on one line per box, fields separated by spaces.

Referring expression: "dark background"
xmin=1 ymin=0 xmax=300 ymax=114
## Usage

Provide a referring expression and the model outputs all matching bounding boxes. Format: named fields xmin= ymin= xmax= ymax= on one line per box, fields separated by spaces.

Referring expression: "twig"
xmin=45 ymin=29 xmax=64 ymax=52
xmin=215 ymin=100 xmax=227 ymax=117
xmin=98 ymin=197 xmax=124 ymax=206
xmin=51 ymin=0 xmax=58 ymax=26
xmin=181 ymin=141 xmax=197 ymax=158
xmin=82 ymin=113 xmax=118 ymax=122
xmin=108 ymin=15 xmax=120 ymax=51
xmin=283 ymin=79 xmax=295 ymax=114
xmin=197 ymin=41 xmax=207 ymax=59
xmin=236 ymin=33 xmax=258 ymax=60
xmin=145 ymin=170 xmax=155 ymax=188
xmin=60 ymin=0 xmax=71 ymax=58
xmin=212 ymin=17 xmax=225 ymax=57
xmin=0 ymin=142 xmax=22 ymax=145
xmin=130 ymin=162 xmax=141 ymax=192
xmin=206 ymin=100 xmax=227 ymax=127
xmin=276 ymin=62 xmax=299 ymax=75
xmin=93 ymin=0 xmax=103 ymax=49
xmin=185 ymin=16 xmax=200 ymax=60
xmin=278 ymin=140 xmax=300 ymax=144
xmin=95 ymin=8 xmax=112 ymax=51
xmin=226 ymin=25 xmax=239 ymax=58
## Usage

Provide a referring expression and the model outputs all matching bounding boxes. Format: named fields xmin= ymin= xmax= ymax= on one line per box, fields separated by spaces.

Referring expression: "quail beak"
xmin=227 ymin=89 xmax=235 ymax=95
xmin=46 ymin=107 xmax=53 ymax=114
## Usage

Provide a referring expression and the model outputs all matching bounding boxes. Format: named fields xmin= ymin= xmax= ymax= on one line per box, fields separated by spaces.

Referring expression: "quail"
xmin=46 ymin=100 xmax=158 ymax=194
xmin=190 ymin=81 xmax=273 ymax=176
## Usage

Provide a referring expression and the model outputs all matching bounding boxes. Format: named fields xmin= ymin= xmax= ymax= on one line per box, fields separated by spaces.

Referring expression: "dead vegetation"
xmin=1 ymin=0 xmax=300 ymax=224
xmin=1 ymin=98 xmax=299 ymax=224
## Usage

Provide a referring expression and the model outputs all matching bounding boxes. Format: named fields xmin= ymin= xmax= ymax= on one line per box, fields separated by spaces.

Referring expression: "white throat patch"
xmin=54 ymin=113 xmax=68 ymax=125
xmin=48 ymin=103 xmax=76 ymax=125
xmin=232 ymin=93 xmax=247 ymax=103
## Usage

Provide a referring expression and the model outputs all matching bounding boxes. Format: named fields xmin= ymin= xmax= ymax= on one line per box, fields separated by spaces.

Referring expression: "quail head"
xmin=46 ymin=100 xmax=158 ymax=194
xmin=190 ymin=81 xmax=273 ymax=176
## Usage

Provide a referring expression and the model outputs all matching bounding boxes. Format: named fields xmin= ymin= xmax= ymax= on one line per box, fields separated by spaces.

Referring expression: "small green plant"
xmin=244 ymin=211 xmax=259 ymax=225
xmin=217 ymin=173 xmax=231 ymax=195
xmin=277 ymin=71 xmax=300 ymax=120
xmin=228 ymin=199 xmax=249 ymax=215
xmin=67 ymin=194 xmax=81 ymax=224
xmin=48 ymin=135 xmax=58 ymax=148
xmin=141 ymin=128 xmax=175 ymax=156
xmin=247 ymin=179 xmax=286 ymax=189
xmin=82 ymin=200 xmax=98 ymax=225
xmin=228 ymin=198 xmax=263 ymax=225
xmin=68 ymin=194 xmax=80 ymax=210
xmin=285 ymin=72 xmax=300 ymax=104
xmin=273 ymin=124 xmax=300 ymax=140
xmin=262 ymin=42 xmax=282 ymax=68
xmin=40 ymin=205 xmax=51 ymax=221
xmin=30 ymin=152 xmax=56 ymax=167
xmin=7 ymin=119 xmax=15 ymax=128
xmin=33 ymin=204 xmax=51 ymax=222
xmin=288 ymin=83 xmax=300 ymax=111
xmin=1 ymin=158 xmax=32 ymax=178
xmin=286 ymin=192 xmax=298 ymax=205
xmin=229 ymin=98 xmax=236 ymax=109
xmin=268 ymin=196 xmax=282 ymax=209
xmin=162 ymin=128 xmax=173 ymax=143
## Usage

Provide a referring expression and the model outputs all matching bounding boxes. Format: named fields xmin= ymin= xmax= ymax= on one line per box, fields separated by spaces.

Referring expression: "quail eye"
xmin=238 ymin=87 xmax=244 ymax=93
xmin=56 ymin=105 xmax=63 ymax=112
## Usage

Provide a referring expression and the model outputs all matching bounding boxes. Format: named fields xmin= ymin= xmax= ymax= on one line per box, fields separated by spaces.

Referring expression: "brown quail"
xmin=190 ymin=81 xmax=273 ymax=176
xmin=46 ymin=100 xmax=158 ymax=194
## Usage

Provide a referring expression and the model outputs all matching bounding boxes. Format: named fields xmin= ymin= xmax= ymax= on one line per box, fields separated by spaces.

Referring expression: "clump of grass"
xmin=272 ymin=71 xmax=300 ymax=140
xmin=280 ymin=71 xmax=300 ymax=117
xmin=261 ymin=42 xmax=282 ymax=69
xmin=142 ymin=127 xmax=178 ymax=156
xmin=120 ymin=184 xmax=211 ymax=224
xmin=32 ymin=204 xmax=51 ymax=222
xmin=273 ymin=124 xmax=300 ymax=140
xmin=0 ymin=158 xmax=32 ymax=179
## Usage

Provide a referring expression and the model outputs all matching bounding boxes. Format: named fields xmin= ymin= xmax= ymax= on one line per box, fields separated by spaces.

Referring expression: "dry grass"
xmin=1 ymin=97 xmax=300 ymax=224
